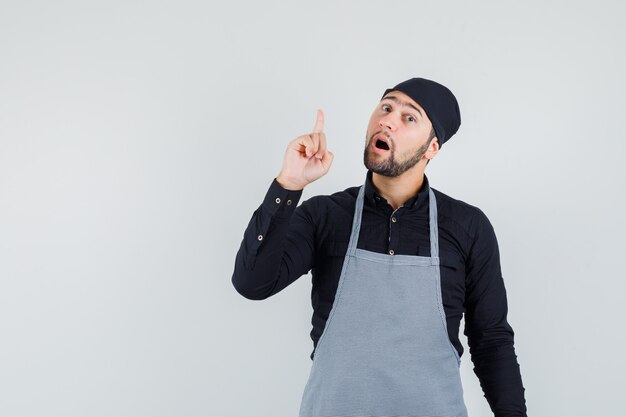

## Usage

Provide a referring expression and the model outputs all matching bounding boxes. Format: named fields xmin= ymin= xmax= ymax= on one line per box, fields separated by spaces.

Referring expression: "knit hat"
xmin=381 ymin=77 xmax=461 ymax=147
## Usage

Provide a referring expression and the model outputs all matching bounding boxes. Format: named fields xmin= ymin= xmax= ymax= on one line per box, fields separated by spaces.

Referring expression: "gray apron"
xmin=299 ymin=183 xmax=468 ymax=417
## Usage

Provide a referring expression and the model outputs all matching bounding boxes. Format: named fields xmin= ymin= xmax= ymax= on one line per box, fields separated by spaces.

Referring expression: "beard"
xmin=363 ymin=134 xmax=431 ymax=177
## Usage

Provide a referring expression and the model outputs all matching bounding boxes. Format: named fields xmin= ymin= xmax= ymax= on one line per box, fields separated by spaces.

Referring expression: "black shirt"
xmin=232 ymin=170 xmax=527 ymax=417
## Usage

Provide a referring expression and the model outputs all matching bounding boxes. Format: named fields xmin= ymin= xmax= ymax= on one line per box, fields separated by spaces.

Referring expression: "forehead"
xmin=380 ymin=91 xmax=427 ymax=116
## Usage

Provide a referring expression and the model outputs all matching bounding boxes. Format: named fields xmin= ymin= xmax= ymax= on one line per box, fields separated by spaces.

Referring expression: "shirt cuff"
xmin=261 ymin=178 xmax=304 ymax=218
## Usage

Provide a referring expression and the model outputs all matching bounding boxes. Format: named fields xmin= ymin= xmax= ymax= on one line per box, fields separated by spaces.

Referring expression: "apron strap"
xmin=347 ymin=185 xmax=365 ymax=256
xmin=428 ymin=187 xmax=440 ymax=265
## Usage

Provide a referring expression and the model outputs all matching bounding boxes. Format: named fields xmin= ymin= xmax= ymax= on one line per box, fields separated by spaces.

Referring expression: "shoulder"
xmin=430 ymin=187 xmax=494 ymax=241
xmin=297 ymin=185 xmax=360 ymax=244
xmin=301 ymin=184 xmax=361 ymax=214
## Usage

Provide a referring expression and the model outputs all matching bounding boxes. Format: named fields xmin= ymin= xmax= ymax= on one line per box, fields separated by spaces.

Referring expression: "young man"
xmin=232 ymin=77 xmax=527 ymax=417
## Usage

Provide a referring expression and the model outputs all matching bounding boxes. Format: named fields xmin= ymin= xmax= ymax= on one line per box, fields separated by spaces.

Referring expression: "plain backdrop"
xmin=1 ymin=1 xmax=625 ymax=416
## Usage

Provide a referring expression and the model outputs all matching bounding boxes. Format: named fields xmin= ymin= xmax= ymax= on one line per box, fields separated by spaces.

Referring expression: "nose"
xmin=379 ymin=112 xmax=396 ymax=131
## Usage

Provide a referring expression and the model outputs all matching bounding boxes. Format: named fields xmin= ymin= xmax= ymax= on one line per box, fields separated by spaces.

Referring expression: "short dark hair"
xmin=426 ymin=127 xmax=436 ymax=165
xmin=428 ymin=126 xmax=436 ymax=141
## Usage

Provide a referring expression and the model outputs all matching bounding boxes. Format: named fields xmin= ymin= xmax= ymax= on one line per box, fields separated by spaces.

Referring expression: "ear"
xmin=425 ymin=137 xmax=439 ymax=160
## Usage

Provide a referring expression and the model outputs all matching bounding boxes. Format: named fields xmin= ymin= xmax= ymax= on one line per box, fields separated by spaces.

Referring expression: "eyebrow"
xmin=381 ymin=95 xmax=423 ymax=117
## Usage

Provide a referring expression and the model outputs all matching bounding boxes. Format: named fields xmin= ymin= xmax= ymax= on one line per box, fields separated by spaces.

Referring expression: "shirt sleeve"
xmin=231 ymin=178 xmax=316 ymax=300
xmin=463 ymin=208 xmax=528 ymax=417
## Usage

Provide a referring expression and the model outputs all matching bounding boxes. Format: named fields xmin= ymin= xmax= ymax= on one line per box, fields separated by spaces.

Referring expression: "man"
xmin=232 ymin=77 xmax=527 ymax=417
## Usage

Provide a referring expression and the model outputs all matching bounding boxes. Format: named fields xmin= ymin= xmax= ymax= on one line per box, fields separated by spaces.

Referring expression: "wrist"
xmin=276 ymin=174 xmax=305 ymax=191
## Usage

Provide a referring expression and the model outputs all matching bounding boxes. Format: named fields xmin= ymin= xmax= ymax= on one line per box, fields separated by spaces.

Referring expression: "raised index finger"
xmin=313 ymin=109 xmax=324 ymax=133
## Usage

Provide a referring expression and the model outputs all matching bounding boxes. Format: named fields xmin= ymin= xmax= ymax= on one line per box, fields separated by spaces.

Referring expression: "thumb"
xmin=321 ymin=150 xmax=334 ymax=171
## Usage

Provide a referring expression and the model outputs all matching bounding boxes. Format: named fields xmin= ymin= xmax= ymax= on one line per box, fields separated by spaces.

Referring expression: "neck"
xmin=371 ymin=164 xmax=426 ymax=210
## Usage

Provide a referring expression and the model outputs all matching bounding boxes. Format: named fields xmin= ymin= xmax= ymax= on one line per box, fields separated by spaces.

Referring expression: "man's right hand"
xmin=276 ymin=109 xmax=334 ymax=190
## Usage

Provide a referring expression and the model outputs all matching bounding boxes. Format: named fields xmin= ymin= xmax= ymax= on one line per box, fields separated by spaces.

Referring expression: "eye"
xmin=405 ymin=115 xmax=416 ymax=123
xmin=381 ymin=104 xmax=391 ymax=112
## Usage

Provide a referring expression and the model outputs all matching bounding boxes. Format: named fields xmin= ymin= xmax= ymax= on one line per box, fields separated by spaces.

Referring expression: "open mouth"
xmin=370 ymin=132 xmax=392 ymax=154
xmin=375 ymin=138 xmax=390 ymax=150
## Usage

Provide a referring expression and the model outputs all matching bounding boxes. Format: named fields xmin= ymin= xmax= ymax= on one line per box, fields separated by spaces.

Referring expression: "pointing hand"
xmin=276 ymin=109 xmax=335 ymax=190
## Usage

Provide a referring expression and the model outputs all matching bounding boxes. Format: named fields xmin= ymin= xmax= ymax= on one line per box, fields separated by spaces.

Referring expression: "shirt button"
xmin=388 ymin=249 xmax=395 ymax=255
xmin=275 ymin=198 xmax=281 ymax=204
xmin=287 ymin=199 xmax=292 ymax=205
xmin=257 ymin=234 xmax=263 ymax=241
xmin=391 ymin=217 xmax=397 ymax=223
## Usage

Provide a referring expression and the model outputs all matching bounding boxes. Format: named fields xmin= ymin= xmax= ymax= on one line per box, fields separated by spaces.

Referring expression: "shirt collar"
xmin=363 ymin=169 xmax=430 ymax=210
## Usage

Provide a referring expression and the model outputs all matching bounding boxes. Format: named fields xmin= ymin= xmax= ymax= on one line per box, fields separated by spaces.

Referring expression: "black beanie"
xmin=381 ymin=77 xmax=461 ymax=148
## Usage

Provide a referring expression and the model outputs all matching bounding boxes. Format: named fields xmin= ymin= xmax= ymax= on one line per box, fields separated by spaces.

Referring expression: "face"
xmin=364 ymin=90 xmax=437 ymax=177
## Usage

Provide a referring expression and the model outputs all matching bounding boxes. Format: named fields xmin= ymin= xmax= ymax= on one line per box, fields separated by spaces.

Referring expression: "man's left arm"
xmin=464 ymin=207 xmax=528 ymax=417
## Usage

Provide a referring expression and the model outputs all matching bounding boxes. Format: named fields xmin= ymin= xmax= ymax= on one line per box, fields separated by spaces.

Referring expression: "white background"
xmin=1 ymin=1 xmax=624 ymax=416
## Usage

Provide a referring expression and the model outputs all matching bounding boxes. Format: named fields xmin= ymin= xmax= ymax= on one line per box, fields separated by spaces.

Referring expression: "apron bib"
xmin=299 ymin=182 xmax=467 ymax=417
